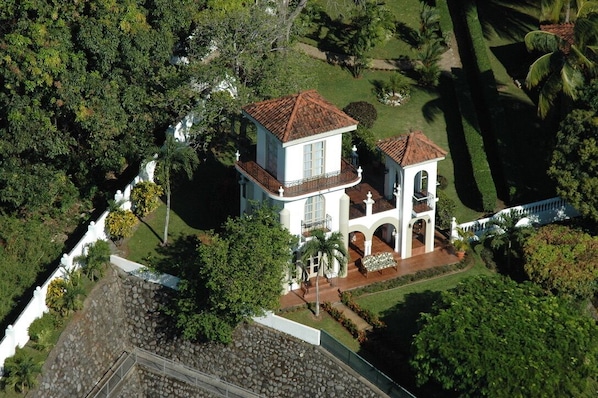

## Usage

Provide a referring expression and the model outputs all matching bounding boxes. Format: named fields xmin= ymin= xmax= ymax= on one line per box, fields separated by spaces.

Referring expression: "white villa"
xmin=235 ymin=90 xmax=448 ymax=293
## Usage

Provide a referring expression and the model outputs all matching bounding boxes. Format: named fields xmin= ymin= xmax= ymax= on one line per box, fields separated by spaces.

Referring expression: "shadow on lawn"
xmin=358 ymin=290 xmax=454 ymax=397
xmin=169 ymin=152 xmax=239 ymax=232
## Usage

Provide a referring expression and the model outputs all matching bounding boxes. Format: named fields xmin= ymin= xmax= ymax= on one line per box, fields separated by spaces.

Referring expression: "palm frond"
xmin=525 ymin=30 xmax=561 ymax=53
xmin=526 ymin=52 xmax=557 ymax=88
xmin=560 ymin=62 xmax=584 ymax=98
xmin=538 ymin=73 xmax=563 ymax=118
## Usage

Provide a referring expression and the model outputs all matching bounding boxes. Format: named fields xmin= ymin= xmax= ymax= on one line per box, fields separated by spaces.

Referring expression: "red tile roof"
xmin=242 ymin=90 xmax=358 ymax=143
xmin=540 ymin=23 xmax=575 ymax=53
xmin=377 ymin=131 xmax=447 ymax=167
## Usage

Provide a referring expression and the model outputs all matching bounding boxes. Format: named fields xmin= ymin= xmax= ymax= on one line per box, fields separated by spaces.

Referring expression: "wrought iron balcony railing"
xmin=301 ymin=214 xmax=332 ymax=238
xmin=235 ymin=159 xmax=360 ymax=198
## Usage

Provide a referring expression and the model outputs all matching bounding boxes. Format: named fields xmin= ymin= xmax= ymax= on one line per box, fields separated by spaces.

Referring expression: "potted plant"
xmin=452 ymin=227 xmax=474 ymax=260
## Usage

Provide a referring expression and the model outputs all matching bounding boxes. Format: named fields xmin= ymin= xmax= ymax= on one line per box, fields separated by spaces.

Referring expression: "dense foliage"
xmin=171 ymin=205 xmax=298 ymax=343
xmin=549 ymin=109 xmax=598 ymax=222
xmin=131 ymin=181 xmax=163 ymax=217
xmin=524 ymin=224 xmax=598 ymax=299
xmin=0 ymin=0 xmax=203 ymax=215
xmin=411 ymin=276 xmax=598 ymax=397
xmin=342 ymin=101 xmax=378 ymax=129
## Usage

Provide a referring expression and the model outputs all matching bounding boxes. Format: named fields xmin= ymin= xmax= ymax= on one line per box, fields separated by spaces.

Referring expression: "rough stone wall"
xmin=31 ymin=269 xmax=130 ymax=397
xmin=30 ymin=268 xmax=385 ymax=397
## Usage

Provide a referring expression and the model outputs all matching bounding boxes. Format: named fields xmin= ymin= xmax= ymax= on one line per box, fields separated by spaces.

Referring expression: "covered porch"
xmin=280 ymin=230 xmax=456 ymax=309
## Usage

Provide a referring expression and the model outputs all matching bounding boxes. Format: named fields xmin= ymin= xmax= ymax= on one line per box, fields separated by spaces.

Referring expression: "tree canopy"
xmin=0 ymin=0 xmax=202 ymax=215
xmin=548 ymin=109 xmax=598 ymax=221
xmin=171 ymin=204 xmax=298 ymax=343
xmin=524 ymin=224 xmax=598 ymax=299
xmin=411 ymin=276 xmax=598 ymax=397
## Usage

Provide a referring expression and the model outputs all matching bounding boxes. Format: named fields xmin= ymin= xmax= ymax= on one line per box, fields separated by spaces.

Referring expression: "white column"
xmin=364 ymin=239 xmax=372 ymax=256
xmin=393 ymin=228 xmax=400 ymax=253
xmin=4 ymin=325 xmax=15 ymax=358
xmin=339 ymin=194 xmax=350 ymax=277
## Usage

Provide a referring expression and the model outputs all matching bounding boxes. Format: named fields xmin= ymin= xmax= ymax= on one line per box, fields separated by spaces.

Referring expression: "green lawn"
xmin=280 ymin=309 xmax=360 ymax=352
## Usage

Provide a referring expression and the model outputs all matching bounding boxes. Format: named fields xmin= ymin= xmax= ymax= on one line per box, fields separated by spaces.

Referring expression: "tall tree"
xmin=171 ymin=204 xmax=297 ymax=343
xmin=154 ymin=134 xmax=199 ymax=246
xmin=525 ymin=13 xmax=598 ymax=118
xmin=345 ymin=1 xmax=394 ymax=78
xmin=548 ymin=109 xmax=598 ymax=221
xmin=523 ymin=224 xmax=598 ymax=299
xmin=411 ymin=276 xmax=598 ymax=397
xmin=300 ymin=230 xmax=347 ymax=317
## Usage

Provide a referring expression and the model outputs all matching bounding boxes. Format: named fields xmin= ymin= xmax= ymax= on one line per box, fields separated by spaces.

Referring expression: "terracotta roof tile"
xmin=377 ymin=131 xmax=447 ymax=167
xmin=242 ymin=90 xmax=358 ymax=143
xmin=540 ymin=23 xmax=575 ymax=53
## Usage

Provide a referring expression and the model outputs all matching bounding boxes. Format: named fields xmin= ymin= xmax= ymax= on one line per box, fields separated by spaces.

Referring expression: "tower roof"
xmin=242 ymin=90 xmax=358 ymax=143
xmin=377 ymin=131 xmax=447 ymax=167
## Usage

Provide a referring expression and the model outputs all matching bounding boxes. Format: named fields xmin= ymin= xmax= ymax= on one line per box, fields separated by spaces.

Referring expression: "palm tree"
xmin=2 ymin=348 xmax=42 ymax=394
xmin=525 ymin=12 xmax=598 ymax=118
xmin=300 ymin=230 xmax=347 ymax=317
xmin=155 ymin=134 xmax=199 ymax=245
xmin=482 ymin=210 xmax=534 ymax=274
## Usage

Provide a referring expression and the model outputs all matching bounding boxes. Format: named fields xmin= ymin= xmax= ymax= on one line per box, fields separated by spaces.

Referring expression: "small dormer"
xmin=237 ymin=90 xmax=361 ymax=200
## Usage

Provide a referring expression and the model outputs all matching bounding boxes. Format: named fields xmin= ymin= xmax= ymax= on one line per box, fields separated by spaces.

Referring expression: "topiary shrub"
xmin=343 ymin=101 xmax=378 ymax=129
xmin=131 ymin=181 xmax=163 ymax=217
xmin=105 ymin=209 xmax=137 ymax=242
xmin=435 ymin=189 xmax=456 ymax=230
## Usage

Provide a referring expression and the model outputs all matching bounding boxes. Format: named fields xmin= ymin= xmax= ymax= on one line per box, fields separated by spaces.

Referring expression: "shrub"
xmin=28 ymin=312 xmax=58 ymax=352
xmin=105 ymin=209 xmax=137 ymax=241
xmin=343 ymin=101 xmax=378 ymax=129
xmin=76 ymin=240 xmax=111 ymax=281
xmin=1 ymin=348 xmax=42 ymax=394
xmin=375 ymin=73 xmax=411 ymax=106
xmin=131 ymin=181 xmax=163 ymax=217
xmin=46 ymin=278 xmax=67 ymax=316
xmin=435 ymin=189 xmax=456 ymax=230
xmin=322 ymin=301 xmax=365 ymax=341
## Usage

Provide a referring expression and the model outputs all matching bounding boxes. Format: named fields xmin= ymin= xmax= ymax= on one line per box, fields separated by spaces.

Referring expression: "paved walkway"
xmin=332 ymin=302 xmax=372 ymax=332
xmin=296 ymin=38 xmax=461 ymax=73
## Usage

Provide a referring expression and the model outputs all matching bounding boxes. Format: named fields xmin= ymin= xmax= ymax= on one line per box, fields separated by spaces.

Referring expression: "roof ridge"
xmin=283 ymin=91 xmax=304 ymax=142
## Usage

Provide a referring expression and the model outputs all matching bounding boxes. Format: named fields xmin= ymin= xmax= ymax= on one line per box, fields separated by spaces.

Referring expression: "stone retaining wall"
xmin=30 ymin=267 xmax=385 ymax=397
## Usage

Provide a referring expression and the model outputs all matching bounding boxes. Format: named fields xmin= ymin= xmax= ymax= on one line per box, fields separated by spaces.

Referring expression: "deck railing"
xmin=453 ymin=197 xmax=579 ymax=239
xmin=236 ymin=159 xmax=360 ymax=197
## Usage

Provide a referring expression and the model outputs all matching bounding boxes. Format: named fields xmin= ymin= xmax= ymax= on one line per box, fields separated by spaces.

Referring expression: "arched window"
xmin=414 ymin=170 xmax=428 ymax=193
xmin=305 ymin=195 xmax=324 ymax=226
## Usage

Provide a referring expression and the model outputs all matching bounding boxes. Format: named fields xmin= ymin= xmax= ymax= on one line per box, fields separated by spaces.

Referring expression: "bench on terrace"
xmin=360 ymin=252 xmax=397 ymax=278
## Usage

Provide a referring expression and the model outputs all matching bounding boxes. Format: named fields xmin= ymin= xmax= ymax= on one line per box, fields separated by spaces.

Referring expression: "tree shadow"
xmin=395 ymin=21 xmax=420 ymax=49
xmin=477 ymin=0 xmax=539 ymax=42
xmin=169 ymin=152 xmax=238 ymax=232
xmin=358 ymin=290 xmax=450 ymax=397
xmin=153 ymin=233 xmax=201 ymax=277
xmin=490 ymin=42 xmax=536 ymax=82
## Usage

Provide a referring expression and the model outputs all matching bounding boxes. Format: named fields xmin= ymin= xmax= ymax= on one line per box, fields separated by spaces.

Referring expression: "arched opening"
xmin=414 ymin=170 xmax=428 ymax=195
xmin=411 ymin=218 xmax=427 ymax=256
xmin=348 ymin=231 xmax=366 ymax=262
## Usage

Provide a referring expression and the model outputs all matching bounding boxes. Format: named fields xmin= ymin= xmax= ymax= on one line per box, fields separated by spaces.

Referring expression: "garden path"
xmin=332 ymin=302 xmax=373 ymax=332
xmin=296 ymin=36 xmax=461 ymax=73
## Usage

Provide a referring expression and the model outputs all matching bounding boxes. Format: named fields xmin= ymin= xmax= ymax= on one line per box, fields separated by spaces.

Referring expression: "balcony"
xmin=301 ymin=214 xmax=332 ymax=238
xmin=412 ymin=191 xmax=434 ymax=214
xmin=235 ymin=159 xmax=360 ymax=198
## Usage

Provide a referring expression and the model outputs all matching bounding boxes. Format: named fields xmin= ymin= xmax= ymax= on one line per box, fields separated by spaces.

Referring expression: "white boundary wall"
xmin=253 ymin=312 xmax=321 ymax=345
xmin=452 ymin=197 xmax=579 ymax=240
xmin=0 ymin=164 xmax=155 ymax=375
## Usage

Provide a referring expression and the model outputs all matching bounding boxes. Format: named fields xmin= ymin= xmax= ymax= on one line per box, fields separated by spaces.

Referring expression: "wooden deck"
xmin=280 ymin=230 xmax=458 ymax=309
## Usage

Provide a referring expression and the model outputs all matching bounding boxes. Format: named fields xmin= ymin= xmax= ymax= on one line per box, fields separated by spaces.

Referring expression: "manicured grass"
xmin=305 ymin=56 xmax=482 ymax=222
xmin=123 ymin=155 xmax=238 ymax=265
xmin=280 ymin=309 xmax=360 ymax=352
xmin=354 ymin=261 xmax=493 ymax=314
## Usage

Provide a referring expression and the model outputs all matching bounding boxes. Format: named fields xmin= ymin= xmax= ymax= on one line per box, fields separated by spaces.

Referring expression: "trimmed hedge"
xmin=459 ymin=0 xmax=508 ymax=205
xmin=435 ymin=0 xmax=453 ymax=40
xmin=322 ymin=302 xmax=367 ymax=343
xmin=348 ymin=255 xmax=472 ymax=297
xmin=452 ymin=69 xmax=498 ymax=212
